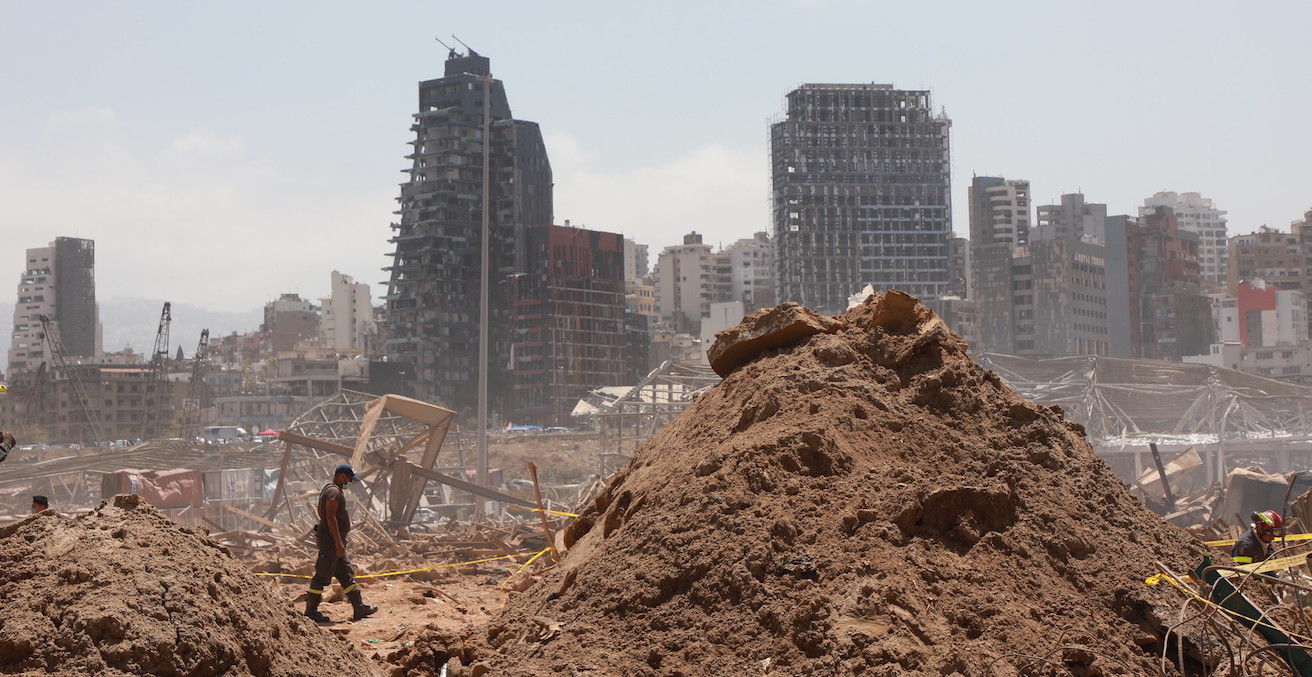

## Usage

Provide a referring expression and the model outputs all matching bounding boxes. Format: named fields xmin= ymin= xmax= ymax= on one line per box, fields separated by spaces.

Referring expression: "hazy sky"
xmin=2 ymin=1 xmax=1309 ymax=314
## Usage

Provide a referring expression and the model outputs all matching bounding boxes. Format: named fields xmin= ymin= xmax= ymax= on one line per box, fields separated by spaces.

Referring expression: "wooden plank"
xmin=350 ymin=397 xmax=386 ymax=469
xmin=396 ymin=428 xmax=433 ymax=455
xmin=406 ymin=464 xmax=537 ymax=509
xmin=201 ymin=515 xmax=226 ymax=534
xmin=528 ymin=462 xmax=558 ymax=563
xmin=378 ymin=394 xmax=456 ymax=426
xmin=485 ymin=533 xmax=519 ymax=559
xmin=389 ymin=462 xmax=413 ymax=523
xmin=264 ymin=440 xmax=295 ymax=522
xmin=401 ymin=419 xmax=452 ymax=524
xmin=277 ymin=431 xmax=354 ymax=458
xmin=223 ymin=504 xmax=307 ymax=542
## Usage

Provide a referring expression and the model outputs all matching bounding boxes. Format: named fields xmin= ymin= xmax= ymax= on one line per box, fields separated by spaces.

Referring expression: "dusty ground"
xmin=264 ymin=576 xmax=503 ymax=670
xmin=409 ymin=293 xmax=1211 ymax=676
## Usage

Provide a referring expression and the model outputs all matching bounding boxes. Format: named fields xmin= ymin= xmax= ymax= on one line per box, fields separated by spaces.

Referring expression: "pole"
xmin=477 ymin=72 xmax=491 ymax=490
xmin=1149 ymin=442 xmax=1175 ymax=511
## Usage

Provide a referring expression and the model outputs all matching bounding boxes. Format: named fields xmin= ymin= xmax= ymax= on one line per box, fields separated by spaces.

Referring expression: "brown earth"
xmin=415 ymin=291 xmax=1210 ymax=676
xmin=0 ymin=495 xmax=383 ymax=677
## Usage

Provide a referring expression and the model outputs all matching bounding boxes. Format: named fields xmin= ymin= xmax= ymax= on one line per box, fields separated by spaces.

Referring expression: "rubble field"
xmin=0 ymin=495 xmax=383 ymax=677
xmin=405 ymin=292 xmax=1208 ymax=676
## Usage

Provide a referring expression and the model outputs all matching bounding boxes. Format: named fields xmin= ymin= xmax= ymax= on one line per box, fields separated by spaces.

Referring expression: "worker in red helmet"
xmin=1233 ymin=510 xmax=1284 ymax=564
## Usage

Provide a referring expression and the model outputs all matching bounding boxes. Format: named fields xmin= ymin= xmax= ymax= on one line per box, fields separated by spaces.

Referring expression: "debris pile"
xmin=0 ymin=495 xmax=382 ymax=677
xmin=424 ymin=292 xmax=1208 ymax=675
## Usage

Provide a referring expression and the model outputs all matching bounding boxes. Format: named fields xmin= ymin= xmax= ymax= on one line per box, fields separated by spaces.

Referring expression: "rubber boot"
xmin=304 ymin=592 xmax=333 ymax=624
xmin=347 ymin=589 xmax=378 ymax=621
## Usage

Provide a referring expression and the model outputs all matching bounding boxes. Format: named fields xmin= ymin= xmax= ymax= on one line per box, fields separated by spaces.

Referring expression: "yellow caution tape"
xmin=1145 ymin=572 xmax=1195 ymax=585
xmin=253 ymin=551 xmax=540 ymax=580
xmin=499 ymin=548 xmax=554 ymax=591
xmin=505 ymin=505 xmax=579 ymax=518
xmin=1205 ymin=533 xmax=1312 ymax=547
xmin=1151 ymin=567 xmax=1312 ymax=644
xmin=1229 ymin=553 xmax=1308 ymax=576
xmin=1145 ymin=553 xmax=1309 ymax=586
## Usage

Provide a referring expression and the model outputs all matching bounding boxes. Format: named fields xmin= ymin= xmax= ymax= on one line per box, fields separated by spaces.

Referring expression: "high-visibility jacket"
xmin=1232 ymin=527 xmax=1269 ymax=564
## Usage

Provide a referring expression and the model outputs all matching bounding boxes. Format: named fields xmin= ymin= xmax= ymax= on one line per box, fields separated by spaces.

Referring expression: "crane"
xmin=38 ymin=315 xmax=107 ymax=448
xmin=140 ymin=302 xmax=172 ymax=440
xmin=183 ymin=329 xmax=209 ymax=440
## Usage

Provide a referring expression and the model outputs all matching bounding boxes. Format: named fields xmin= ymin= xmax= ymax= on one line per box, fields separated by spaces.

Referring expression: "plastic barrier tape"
xmin=1204 ymin=533 xmax=1312 ymax=547
xmin=1149 ymin=568 xmax=1312 ymax=645
xmin=253 ymin=551 xmax=540 ymax=580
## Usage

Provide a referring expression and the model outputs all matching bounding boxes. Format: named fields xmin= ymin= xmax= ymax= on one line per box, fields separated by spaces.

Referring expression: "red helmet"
xmin=1255 ymin=510 xmax=1284 ymax=530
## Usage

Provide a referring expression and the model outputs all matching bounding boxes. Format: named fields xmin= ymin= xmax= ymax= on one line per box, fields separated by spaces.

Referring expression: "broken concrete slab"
xmin=707 ymin=302 xmax=847 ymax=378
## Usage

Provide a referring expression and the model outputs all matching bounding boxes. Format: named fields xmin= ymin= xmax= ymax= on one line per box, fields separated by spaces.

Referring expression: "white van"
xmin=202 ymin=426 xmax=249 ymax=443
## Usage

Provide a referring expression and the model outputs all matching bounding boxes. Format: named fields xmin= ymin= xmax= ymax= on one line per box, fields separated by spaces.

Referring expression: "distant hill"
xmin=1 ymin=297 xmax=262 ymax=374
xmin=99 ymin=297 xmax=263 ymax=358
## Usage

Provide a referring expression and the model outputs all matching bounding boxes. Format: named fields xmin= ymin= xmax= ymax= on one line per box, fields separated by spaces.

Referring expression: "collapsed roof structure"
xmin=976 ymin=353 xmax=1312 ymax=484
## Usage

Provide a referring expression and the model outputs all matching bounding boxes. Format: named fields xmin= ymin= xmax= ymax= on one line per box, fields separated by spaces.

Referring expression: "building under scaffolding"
xmin=976 ymin=353 xmax=1312 ymax=485
xmin=771 ymin=84 xmax=953 ymax=313
xmin=381 ymin=49 xmax=553 ymax=413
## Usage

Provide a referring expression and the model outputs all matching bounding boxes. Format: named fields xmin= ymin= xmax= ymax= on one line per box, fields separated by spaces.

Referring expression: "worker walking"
xmin=1233 ymin=510 xmax=1284 ymax=565
xmin=304 ymin=463 xmax=378 ymax=624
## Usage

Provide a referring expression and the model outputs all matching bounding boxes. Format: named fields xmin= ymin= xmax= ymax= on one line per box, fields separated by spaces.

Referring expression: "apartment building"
xmin=319 ymin=271 xmax=372 ymax=354
xmin=968 ymin=176 xmax=1031 ymax=248
xmin=1141 ymin=192 xmax=1228 ymax=291
xmin=1034 ymin=193 xmax=1109 ymax=245
xmin=1120 ymin=207 xmax=1214 ymax=360
xmin=1228 ymin=227 xmax=1302 ymax=292
xmin=653 ymin=232 xmax=722 ymax=334
xmin=7 ymin=237 xmax=100 ymax=374
xmin=971 ymin=239 xmax=1111 ymax=356
xmin=262 ymin=294 xmax=318 ymax=353
xmin=506 ymin=225 xmax=627 ymax=425
xmin=772 ymin=83 xmax=953 ymax=312
xmin=624 ymin=237 xmax=650 ymax=284
xmin=723 ymin=232 xmax=775 ymax=311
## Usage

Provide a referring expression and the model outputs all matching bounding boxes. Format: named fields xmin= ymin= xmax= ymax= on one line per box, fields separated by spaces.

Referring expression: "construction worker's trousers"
xmin=308 ymin=533 xmax=359 ymax=598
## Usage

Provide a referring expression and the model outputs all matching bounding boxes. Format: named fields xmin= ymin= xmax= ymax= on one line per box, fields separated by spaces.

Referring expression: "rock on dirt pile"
xmin=435 ymin=292 xmax=1208 ymax=676
xmin=0 ymin=495 xmax=382 ymax=677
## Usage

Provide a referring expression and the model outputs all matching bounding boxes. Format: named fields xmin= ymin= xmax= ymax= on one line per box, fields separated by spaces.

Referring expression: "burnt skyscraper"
xmin=382 ymin=49 xmax=552 ymax=411
xmin=771 ymin=84 xmax=953 ymax=313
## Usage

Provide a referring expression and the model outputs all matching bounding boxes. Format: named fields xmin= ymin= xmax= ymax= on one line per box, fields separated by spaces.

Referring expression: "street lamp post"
xmin=477 ymin=71 xmax=491 ymax=490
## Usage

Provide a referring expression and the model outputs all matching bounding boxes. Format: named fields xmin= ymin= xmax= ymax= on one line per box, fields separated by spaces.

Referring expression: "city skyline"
xmin=2 ymin=1 xmax=1310 ymax=314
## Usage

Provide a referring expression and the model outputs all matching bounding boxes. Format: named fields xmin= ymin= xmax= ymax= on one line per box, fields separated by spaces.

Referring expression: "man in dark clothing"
xmin=31 ymin=495 xmax=48 ymax=513
xmin=304 ymin=463 xmax=379 ymax=624
xmin=1233 ymin=509 xmax=1284 ymax=564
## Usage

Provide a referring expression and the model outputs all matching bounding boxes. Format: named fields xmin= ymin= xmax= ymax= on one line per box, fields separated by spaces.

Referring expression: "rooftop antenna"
xmin=451 ymin=34 xmax=479 ymax=57
xmin=434 ymin=36 xmax=458 ymax=58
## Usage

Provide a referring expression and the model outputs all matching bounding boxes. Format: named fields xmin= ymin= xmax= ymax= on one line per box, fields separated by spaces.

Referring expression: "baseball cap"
xmin=334 ymin=463 xmax=362 ymax=482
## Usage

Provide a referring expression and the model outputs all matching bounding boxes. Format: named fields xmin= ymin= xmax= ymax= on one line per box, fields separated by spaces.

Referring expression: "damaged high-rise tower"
xmin=771 ymin=84 xmax=953 ymax=313
xmin=381 ymin=49 xmax=552 ymax=411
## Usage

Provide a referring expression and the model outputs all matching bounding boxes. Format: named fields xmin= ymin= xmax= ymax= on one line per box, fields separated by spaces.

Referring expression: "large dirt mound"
xmin=436 ymin=292 xmax=1208 ymax=676
xmin=0 ymin=495 xmax=383 ymax=677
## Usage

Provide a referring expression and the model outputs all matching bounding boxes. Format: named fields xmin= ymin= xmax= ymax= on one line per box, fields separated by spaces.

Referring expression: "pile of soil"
xmin=424 ymin=292 xmax=1209 ymax=676
xmin=0 ymin=495 xmax=382 ymax=677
